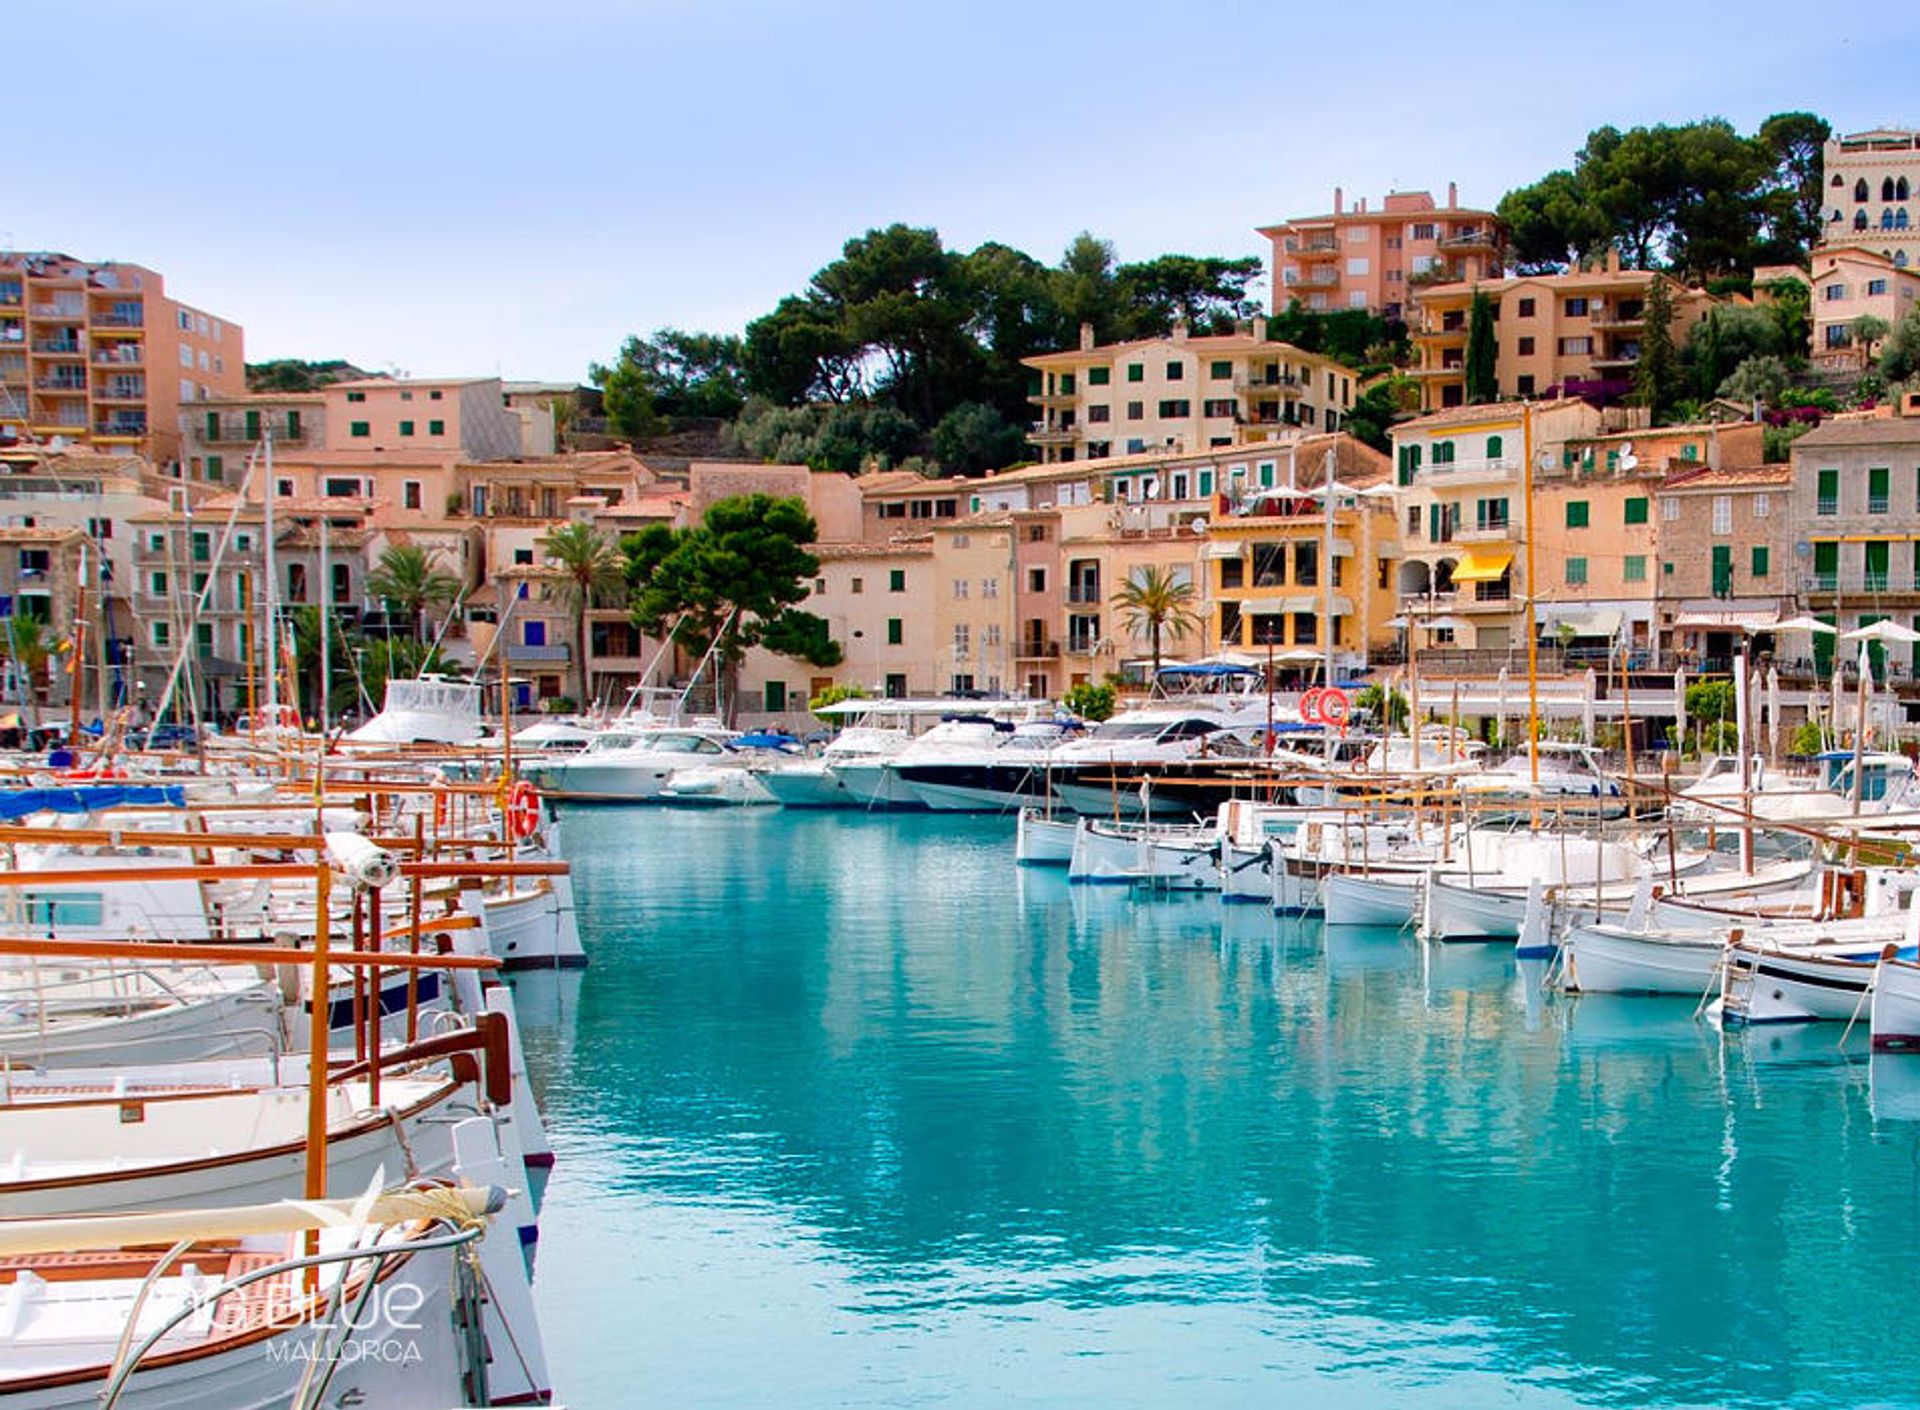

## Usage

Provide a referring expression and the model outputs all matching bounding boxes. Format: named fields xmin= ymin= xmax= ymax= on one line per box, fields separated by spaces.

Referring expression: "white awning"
xmin=1672 ymin=609 xmax=1779 ymax=632
xmin=1540 ymin=607 xmax=1624 ymax=637
xmin=1203 ymin=539 xmax=1246 ymax=560
xmin=1329 ymin=539 xmax=1355 ymax=558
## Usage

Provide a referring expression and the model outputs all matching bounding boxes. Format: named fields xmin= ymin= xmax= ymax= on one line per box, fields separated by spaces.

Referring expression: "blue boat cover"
xmin=0 ymin=784 xmax=189 ymax=819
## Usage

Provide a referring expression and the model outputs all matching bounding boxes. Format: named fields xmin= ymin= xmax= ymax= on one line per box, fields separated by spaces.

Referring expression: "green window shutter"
xmin=1869 ymin=466 xmax=1890 ymax=511
xmin=1060 ymin=373 xmax=1075 ymax=395
xmin=350 ymin=421 xmax=370 ymax=437
xmin=1817 ymin=469 xmax=1839 ymax=512
xmin=1198 ymin=470 xmax=1214 ymax=495
xmin=399 ymin=420 xmax=414 ymax=436
xmin=1126 ymin=364 xmax=1143 ymax=383
xmin=1209 ymin=360 xmax=1232 ymax=379
xmin=428 ymin=419 xmax=445 ymax=435
xmin=1711 ymin=545 xmax=1732 ymax=596
xmin=1565 ymin=500 xmax=1589 ymax=528
xmin=1485 ymin=434 xmax=1503 ymax=459
xmin=889 ymin=569 xmax=905 ymax=592
xmin=286 ymin=410 xmax=301 ymax=439
xmin=1623 ymin=497 xmax=1648 ymax=525
xmin=204 ymin=411 xmax=218 ymax=439
xmin=1561 ymin=448 xmax=1576 ymax=470
xmin=887 ymin=618 xmax=903 ymax=645
xmin=1606 ymin=450 xmax=1619 ymax=471
xmin=1866 ymin=540 xmax=1890 ymax=586
xmin=244 ymin=410 xmax=260 ymax=439
xmin=1623 ymin=555 xmax=1647 ymax=582
xmin=1681 ymin=443 xmax=1698 ymax=460
xmin=1565 ymin=557 xmax=1587 ymax=585
xmin=1087 ymin=367 xmax=1109 ymax=386
xmin=205 ymin=454 xmax=223 ymax=482
xmin=1750 ymin=545 xmax=1769 ymax=578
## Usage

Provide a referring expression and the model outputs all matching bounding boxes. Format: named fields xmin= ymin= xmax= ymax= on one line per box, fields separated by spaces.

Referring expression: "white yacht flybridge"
xmin=345 ymin=674 xmax=485 ymax=745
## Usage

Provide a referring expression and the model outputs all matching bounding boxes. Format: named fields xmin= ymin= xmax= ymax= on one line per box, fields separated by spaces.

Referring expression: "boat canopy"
xmin=0 ymin=784 xmax=188 ymax=818
xmin=1156 ymin=663 xmax=1261 ymax=678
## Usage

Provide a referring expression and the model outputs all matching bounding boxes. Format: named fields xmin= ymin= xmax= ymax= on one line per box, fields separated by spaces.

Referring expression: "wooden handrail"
xmin=0 ymin=935 xmax=499 ymax=969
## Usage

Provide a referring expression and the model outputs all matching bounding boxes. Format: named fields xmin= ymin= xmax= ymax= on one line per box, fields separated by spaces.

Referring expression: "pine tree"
xmin=1464 ymin=289 xmax=1499 ymax=403
xmin=1633 ymin=275 xmax=1681 ymax=422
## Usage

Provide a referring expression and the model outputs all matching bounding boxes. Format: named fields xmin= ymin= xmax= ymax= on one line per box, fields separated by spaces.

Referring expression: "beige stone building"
xmin=1791 ymin=414 xmax=1920 ymax=677
xmin=1654 ymin=464 xmax=1794 ymax=673
xmin=1409 ymin=252 xmax=1715 ymax=410
xmin=1023 ymin=323 xmax=1359 ymax=464
xmin=1257 ymin=185 xmax=1505 ymax=321
xmin=1820 ymin=128 xmax=1920 ymax=264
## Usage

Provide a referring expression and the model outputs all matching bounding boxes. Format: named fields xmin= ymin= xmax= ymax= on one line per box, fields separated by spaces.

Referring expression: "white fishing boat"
xmin=478 ymin=869 xmax=585 ymax=970
xmin=1458 ymin=741 xmax=1623 ymax=803
xmin=1871 ymin=954 xmax=1920 ymax=1051
xmin=0 ymin=964 xmax=285 ymax=1068
xmin=1015 ymin=807 xmax=1075 ymax=866
xmin=1067 ymin=816 xmax=1217 ymax=888
xmin=1321 ymin=867 xmax=1425 ymax=929
xmin=1717 ymin=914 xmax=1915 ymax=1025
xmin=1423 ymin=831 xmax=1651 ymax=941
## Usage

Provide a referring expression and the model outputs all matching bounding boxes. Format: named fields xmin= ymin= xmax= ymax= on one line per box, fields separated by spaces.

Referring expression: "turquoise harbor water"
xmin=514 ymin=809 xmax=1920 ymax=1408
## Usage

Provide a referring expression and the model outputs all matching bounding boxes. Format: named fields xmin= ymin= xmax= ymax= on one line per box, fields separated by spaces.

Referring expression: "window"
xmin=1431 ymin=440 xmax=1455 ymax=466
xmin=1088 ymin=367 xmax=1109 ymax=386
xmin=1411 ymin=223 xmax=1436 ymax=241
xmin=1157 ymin=400 xmax=1190 ymax=418
xmin=1198 ymin=470 xmax=1214 ymax=496
xmin=429 ymin=389 xmax=443 ymax=400
xmin=1624 ymin=497 xmax=1648 ymax=525
xmin=1028 ymin=567 xmax=1046 ymax=592
xmin=1565 ymin=500 xmax=1590 ymax=529
xmin=513 ymin=548 xmax=534 ymax=565
xmin=1661 ymin=495 xmax=1679 ymax=521
xmin=1564 ymin=297 xmax=1589 ymax=316
xmin=1126 ymin=401 xmax=1143 ymax=420
xmin=1485 ymin=434 xmax=1504 ymax=459
xmin=886 ymin=618 xmax=902 ymax=645
xmin=1623 ymin=555 xmax=1647 ymax=582
xmin=952 ymin=579 xmax=969 ymax=599
xmin=1816 ymin=468 xmax=1839 ymax=515
xmin=324 ymin=477 xmax=362 ymax=498
xmin=1202 ymin=398 xmax=1234 ymax=418
xmin=850 ymin=577 xmax=863 ymax=595
xmin=149 ymin=570 xmax=168 ymax=595
xmin=1517 ymin=336 xmax=1535 ymax=355
xmin=1517 ymin=297 xmax=1537 ymax=317
xmin=1565 ymin=556 xmax=1588 ymax=585
xmin=1753 ymin=493 xmax=1770 ymax=518
xmin=982 ymin=577 xmax=999 ymax=599
xmin=1557 ymin=336 xmax=1592 ymax=355
xmin=349 ymin=420 xmax=369 ymax=438
xmin=886 ymin=569 xmax=905 ymax=593
xmin=150 ymin=620 xmax=169 ymax=647
xmin=1813 ymin=540 xmax=1838 ymax=589
xmin=1865 ymin=540 xmax=1891 ymax=590
xmin=1475 ymin=497 xmax=1509 ymax=530
xmin=1823 ymin=283 xmax=1847 ymax=302
xmin=1870 ymin=467 xmax=1890 ymax=514
xmin=1870 ymin=278 xmax=1890 ymax=296
xmin=1165 ymin=361 xmax=1184 ymax=380
xmin=1711 ymin=496 xmax=1732 ymax=534
xmin=428 ymin=420 xmax=445 ymax=435
xmin=1209 ymin=360 xmax=1232 ymax=379
xmin=1712 ymin=545 xmax=1733 ymax=597
xmin=1751 ymin=545 xmax=1770 ymax=578
xmin=1345 ymin=258 xmax=1369 ymax=276
xmin=952 ymin=624 xmax=971 ymax=657
xmin=346 ymin=391 xmax=366 ymax=403
xmin=1126 ymin=363 xmax=1144 ymax=383
xmin=205 ymin=454 xmax=223 ymax=483
xmin=399 ymin=420 xmax=414 ymax=436
xmin=404 ymin=480 xmax=422 ymax=510
xmin=1088 ymin=404 xmax=1110 ymax=423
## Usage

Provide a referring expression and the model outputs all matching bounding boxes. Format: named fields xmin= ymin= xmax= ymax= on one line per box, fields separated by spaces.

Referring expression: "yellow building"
xmin=1821 ymin=128 xmax=1920 ymax=263
xmin=1205 ymin=435 xmax=1399 ymax=674
xmin=1022 ymin=321 xmax=1358 ymax=464
xmin=1409 ymin=251 xmax=1715 ymax=410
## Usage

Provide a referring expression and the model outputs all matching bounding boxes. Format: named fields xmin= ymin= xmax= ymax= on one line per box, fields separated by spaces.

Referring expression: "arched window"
xmin=1485 ymin=434 xmax=1504 ymax=459
xmin=1856 ymin=211 xmax=1870 ymax=231
xmin=1857 ymin=178 xmax=1871 ymax=202
xmin=1899 ymin=208 xmax=1912 ymax=231
xmin=1900 ymin=177 xmax=1912 ymax=201
xmin=1832 ymin=173 xmax=1845 ymax=187
xmin=1884 ymin=176 xmax=1898 ymax=201
xmin=1898 ymin=251 xmax=1911 ymax=269
xmin=1883 ymin=209 xmax=1897 ymax=230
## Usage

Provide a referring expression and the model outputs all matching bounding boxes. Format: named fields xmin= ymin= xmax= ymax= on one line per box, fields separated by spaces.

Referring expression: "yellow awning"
xmin=1450 ymin=550 xmax=1514 ymax=583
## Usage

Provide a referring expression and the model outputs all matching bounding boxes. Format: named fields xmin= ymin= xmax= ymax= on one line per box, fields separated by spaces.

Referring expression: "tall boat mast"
xmin=263 ymin=427 xmax=279 ymax=724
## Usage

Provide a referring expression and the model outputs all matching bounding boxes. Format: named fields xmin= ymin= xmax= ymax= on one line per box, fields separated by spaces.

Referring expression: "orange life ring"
xmin=509 ymin=780 xmax=540 ymax=840
xmin=1319 ymin=689 xmax=1350 ymax=727
xmin=1298 ymin=687 xmax=1324 ymax=724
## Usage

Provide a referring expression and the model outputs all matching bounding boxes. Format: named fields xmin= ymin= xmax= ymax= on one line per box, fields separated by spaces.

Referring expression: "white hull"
xmin=760 ymin=764 xmax=862 ymax=808
xmin=483 ymin=878 xmax=586 ymax=970
xmin=1563 ymin=924 xmax=1722 ymax=996
xmin=0 ymin=978 xmax=284 ymax=1069
xmin=830 ymin=761 xmax=925 ymax=809
xmin=906 ymin=779 xmax=1030 ymax=813
xmin=1425 ymin=876 xmax=1526 ymax=941
xmin=1323 ymin=870 xmax=1421 ymax=929
xmin=1871 ymin=958 xmax=1920 ymax=1050
xmin=527 ymin=758 xmax=677 ymax=800
xmin=1722 ymin=945 xmax=1876 ymax=1024
xmin=1052 ymin=780 xmax=1193 ymax=819
xmin=1015 ymin=810 xmax=1074 ymax=866
xmin=662 ymin=767 xmax=776 ymax=805
xmin=1219 ymin=840 xmax=1272 ymax=904
xmin=1272 ymin=861 xmax=1324 ymax=915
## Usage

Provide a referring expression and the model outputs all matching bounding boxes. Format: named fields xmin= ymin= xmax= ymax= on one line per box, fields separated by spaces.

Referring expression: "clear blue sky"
xmin=14 ymin=1 xmax=1912 ymax=382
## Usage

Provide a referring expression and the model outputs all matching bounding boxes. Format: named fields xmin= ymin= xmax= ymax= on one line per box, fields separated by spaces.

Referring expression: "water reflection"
xmin=523 ymin=809 xmax=1920 ymax=1408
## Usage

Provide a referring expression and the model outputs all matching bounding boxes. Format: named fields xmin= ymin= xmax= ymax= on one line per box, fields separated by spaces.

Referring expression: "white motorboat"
xmin=344 ymin=674 xmax=485 ymax=746
xmin=518 ymin=724 xmax=745 ymax=802
xmin=834 ymin=716 xmax=1009 ymax=811
xmin=895 ymin=719 xmax=1078 ymax=813
xmin=1458 ymin=741 xmax=1623 ymax=803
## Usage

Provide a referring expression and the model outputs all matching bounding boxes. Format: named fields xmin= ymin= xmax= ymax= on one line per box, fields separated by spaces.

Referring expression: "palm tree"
xmin=2 ymin=616 xmax=51 ymax=708
xmin=367 ymin=544 xmax=461 ymax=643
xmin=542 ymin=522 xmax=627 ymax=705
xmin=1111 ymin=566 xmax=1200 ymax=677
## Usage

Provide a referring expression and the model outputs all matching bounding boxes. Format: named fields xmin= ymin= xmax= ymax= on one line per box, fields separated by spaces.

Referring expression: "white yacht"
xmin=894 ymin=719 xmax=1080 ymax=812
xmin=344 ymin=674 xmax=485 ymax=745
xmin=516 ymin=724 xmax=746 ymax=802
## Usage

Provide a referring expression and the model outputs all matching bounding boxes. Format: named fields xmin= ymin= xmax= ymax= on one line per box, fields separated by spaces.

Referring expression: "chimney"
xmin=1333 ymin=186 xmax=1343 ymax=215
xmin=1448 ymin=181 xmax=1458 ymax=209
xmin=1252 ymin=315 xmax=1268 ymax=342
xmin=1606 ymin=247 xmax=1621 ymax=274
xmin=1078 ymin=320 xmax=1095 ymax=352
xmin=1171 ymin=319 xmax=1189 ymax=344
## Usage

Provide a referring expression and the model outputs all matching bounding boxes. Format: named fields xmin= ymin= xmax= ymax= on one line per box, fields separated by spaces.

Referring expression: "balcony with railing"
xmin=32 ymin=338 xmax=82 ymax=355
xmin=1065 ymin=584 xmax=1102 ymax=605
xmin=95 ymin=379 xmax=146 ymax=402
xmin=89 ymin=310 xmax=144 ymax=328
xmin=1439 ymin=229 xmax=1497 ymax=251
xmin=1294 ymin=268 xmax=1340 ymax=288
xmin=1015 ymin=639 xmax=1060 ymax=659
xmin=33 ymin=375 xmax=88 ymax=393
xmin=202 ymin=418 xmax=308 ymax=445
xmin=93 ymin=345 xmax=143 ymax=366
xmin=1803 ymin=569 xmax=1920 ymax=598
xmin=29 ymin=302 xmax=84 ymax=320
xmin=1422 ymin=455 xmax=1522 ymax=486
xmin=1028 ymin=422 xmax=1079 ymax=446
xmin=505 ymin=643 xmax=572 ymax=664
xmin=94 ymin=416 xmax=147 ymax=438
xmin=1233 ymin=373 xmax=1307 ymax=397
